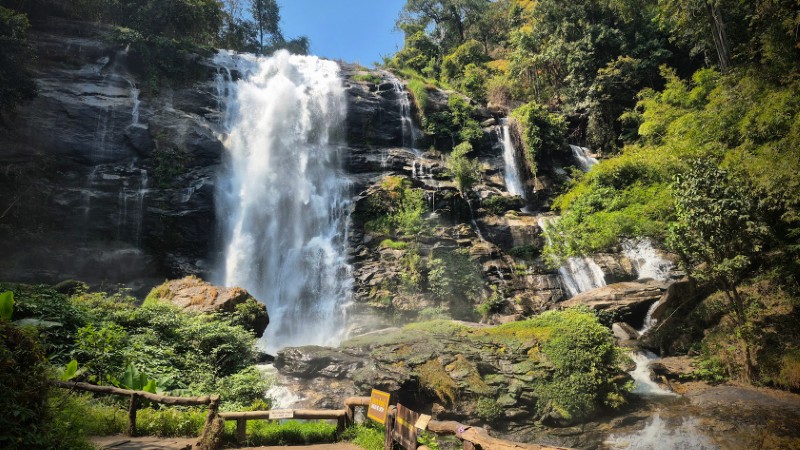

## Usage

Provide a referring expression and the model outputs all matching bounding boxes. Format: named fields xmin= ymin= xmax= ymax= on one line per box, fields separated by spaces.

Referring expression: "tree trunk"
xmin=705 ymin=2 xmax=732 ymax=71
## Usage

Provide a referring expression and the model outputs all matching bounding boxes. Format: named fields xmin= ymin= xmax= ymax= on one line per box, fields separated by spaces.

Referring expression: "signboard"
xmin=414 ymin=414 xmax=431 ymax=431
xmin=269 ymin=409 xmax=294 ymax=420
xmin=393 ymin=404 xmax=421 ymax=450
xmin=367 ymin=389 xmax=391 ymax=424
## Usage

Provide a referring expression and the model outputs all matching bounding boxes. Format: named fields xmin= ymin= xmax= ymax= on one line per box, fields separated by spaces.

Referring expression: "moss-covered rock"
xmin=275 ymin=309 xmax=630 ymax=429
xmin=146 ymin=276 xmax=268 ymax=337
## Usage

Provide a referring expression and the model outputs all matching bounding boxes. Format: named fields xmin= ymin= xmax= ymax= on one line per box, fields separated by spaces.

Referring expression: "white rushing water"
xmin=498 ymin=119 xmax=526 ymax=198
xmin=570 ymin=144 xmax=598 ymax=171
xmin=538 ymin=216 xmax=607 ymax=296
xmin=213 ymin=50 xmax=352 ymax=353
xmin=629 ymin=350 xmax=676 ymax=396
xmin=389 ymin=75 xmax=421 ymax=149
xmin=622 ymin=238 xmax=675 ymax=282
xmin=605 ymin=414 xmax=716 ymax=449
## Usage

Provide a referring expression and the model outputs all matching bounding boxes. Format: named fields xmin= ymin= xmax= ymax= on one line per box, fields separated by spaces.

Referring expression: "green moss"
xmin=417 ymin=359 xmax=457 ymax=404
xmin=352 ymin=73 xmax=382 ymax=84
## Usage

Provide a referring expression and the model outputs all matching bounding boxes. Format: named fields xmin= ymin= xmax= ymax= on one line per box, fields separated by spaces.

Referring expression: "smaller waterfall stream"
xmin=498 ymin=119 xmax=526 ymax=199
xmin=570 ymin=144 xmax=598 ymax=171
xmin=389 ymin=76 xmax=421 ymax=149
xmin=538 ymin=216 xmax=606 ymax=296
xmin=629 ymin=350 xmax=676 ymax=396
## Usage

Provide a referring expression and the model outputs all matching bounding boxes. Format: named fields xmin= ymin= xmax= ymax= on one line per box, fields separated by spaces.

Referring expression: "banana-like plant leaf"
xmin=14 ymin=318 xmax=62 ymax=328
xmin=0 ymin=291 xmax=14 ymax=321
xmin=143 ymin=379 xmax=158 ymax=394
xmin=60 ymin=359 xmax=85 ymax=381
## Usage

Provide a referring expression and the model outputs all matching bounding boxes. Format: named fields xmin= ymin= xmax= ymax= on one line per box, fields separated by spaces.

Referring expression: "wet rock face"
xmin=0 ymin=19 xmax=222 ymax=290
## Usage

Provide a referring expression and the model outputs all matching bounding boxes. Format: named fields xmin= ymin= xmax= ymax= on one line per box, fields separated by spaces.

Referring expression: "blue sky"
xmin=277 ymin=0 xmax=407 ymax=66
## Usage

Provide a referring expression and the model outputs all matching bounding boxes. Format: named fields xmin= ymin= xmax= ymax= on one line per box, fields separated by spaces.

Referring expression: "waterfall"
xmin=213 ymin=50 xmax=352 ymax=353
xmin=388 ymin=75 xmax=420 ymax=149
xmin=570 ymin=144 xmax=598 ymax=171
xmin=129 ymin=80 xmax=141 ymax=126
xmin=629 ymin=350 xmax=676 ymax=396
xmin=605 ymin=414 xmax=716 ymax=449
xmin=498 ymin=119 xmax=526 ymax=198
xmin=538 ymin=216 xmax=606 ymax=297
xmin=622 ymin=238 xmax=674 ymax=282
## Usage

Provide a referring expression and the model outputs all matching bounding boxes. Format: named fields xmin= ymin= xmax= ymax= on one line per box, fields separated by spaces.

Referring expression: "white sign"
xmin=415 ymin=414 xmax=432 ymax=431
xmin=269 ymin=409 xmax=295 ymax=420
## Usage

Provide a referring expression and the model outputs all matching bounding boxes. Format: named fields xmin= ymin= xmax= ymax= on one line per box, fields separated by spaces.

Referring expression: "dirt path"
xmin=91 ymin=436 xmax=362 ymax=450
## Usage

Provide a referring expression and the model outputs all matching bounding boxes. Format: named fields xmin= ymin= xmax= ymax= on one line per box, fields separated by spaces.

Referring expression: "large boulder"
xmin=561 ymin=280 xmax=667 ymax=328
xmin=148 ymin=276 xmax=268 ymax=337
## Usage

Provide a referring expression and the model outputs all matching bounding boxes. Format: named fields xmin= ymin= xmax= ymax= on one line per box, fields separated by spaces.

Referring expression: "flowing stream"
xmin=213 ymin=50 xmax=352 ymax=353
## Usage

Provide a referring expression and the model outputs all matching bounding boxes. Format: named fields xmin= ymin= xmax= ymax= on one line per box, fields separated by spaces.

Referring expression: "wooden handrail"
xmin=53 ymin=381 xmax=215 ymax=406
xmin=220 ymin=409 xmax=347 ymax=420
xmin=426 ymin=420 xmax=571 ymax=450
xmin=53 ymin=380 xmax=220 ymax=447
xmin=52 ymin=386 xmax=569 ymax=450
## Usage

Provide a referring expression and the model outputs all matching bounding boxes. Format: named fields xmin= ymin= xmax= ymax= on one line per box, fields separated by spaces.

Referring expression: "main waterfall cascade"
xmin=213 ymin=50 xmax=353 ymax=352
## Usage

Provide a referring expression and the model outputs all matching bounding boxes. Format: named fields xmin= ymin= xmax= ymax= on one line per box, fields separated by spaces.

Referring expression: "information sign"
xmin=367 ymin=389 xmax=391 ymax=424
xmin=393 ymin=403 xmax=421 ymax=450
xmin=269 ymin=409 xmax=294 ymax=420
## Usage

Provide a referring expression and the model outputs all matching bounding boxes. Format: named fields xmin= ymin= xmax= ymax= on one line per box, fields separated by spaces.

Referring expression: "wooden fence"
xmin=53 ymin=381 xmax=220 ymax=440
xmin=52 ymin=385 xmax=569 ymax=450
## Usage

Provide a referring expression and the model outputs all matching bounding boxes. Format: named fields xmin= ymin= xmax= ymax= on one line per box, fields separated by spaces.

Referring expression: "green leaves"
xmin=0 ymin=291 xmax=13 ymax=321
xmin=119 ymin=363 xmax=158 ymax=394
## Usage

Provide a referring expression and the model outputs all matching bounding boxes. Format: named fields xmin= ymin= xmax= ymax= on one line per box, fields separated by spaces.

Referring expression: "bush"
xmin=481 ymin=195 xmax=523 ymax=215
xmin=342 ymin=423 xmax=385 ymax=450
xmin=0 ymin=321 xmax=52 ymax=449
xmin=475 ymin=397 xmax=503 ymax=421
xmin=407 ymin=78 xmax=429 ymax=119
xmin=448 ymin=142 xmax=481 ymax=193
xmin=510 ymin=103 xmax=567 ymax=177
xmin=527 ymin=308 xmax=628 ymax=421
xmin=227 ymin=420 xmax=337 ymax=447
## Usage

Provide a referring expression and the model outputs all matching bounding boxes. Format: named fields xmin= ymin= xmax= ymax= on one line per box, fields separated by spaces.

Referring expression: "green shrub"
xmin=475 ymin=397 xmax=503 ymax=421
xmin=510 ymin=103 xmax=567 ymax=177
xmin=527 ymin=308 xmax=629 ymax=420
xmin=476 ymin=286 xmax=506 ymax=320
xmin=342 ymin=423 xmax=385 ymax=450
xmin=0 ymin=321 xmax=52 ymax=449
xmin=508 ymin=245 xmax=541 ymax=261
xmin=448 ymin=142 xmax=481 ymax=193
xmin=481 ymin=195 xmax=523 ymax=215
xmin=226 ymin=420 xmax=337 ymax=446
xmin=352 ymin=73 xmax=382 ymax=84
xmin=380 ymin=239 xmax=409 ymax=250
xmin=407 ymin=78 xmax=429 ymax=118
xmin=2 ymin=283 xmax=88 ymax=362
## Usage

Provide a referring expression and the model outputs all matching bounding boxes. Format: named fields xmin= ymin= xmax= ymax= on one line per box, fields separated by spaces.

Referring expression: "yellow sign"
xmin=367 ymin=389 xmax=391 ymax=424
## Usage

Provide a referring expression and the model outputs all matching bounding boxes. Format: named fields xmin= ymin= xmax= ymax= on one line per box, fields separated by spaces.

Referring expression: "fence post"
xmin=236 ymin=418 xmax=247 ymax=445
xmin=127 ymin=393 xmax=139 ymax=436
xmin=384 ymin=406 xmax=396 ymax=450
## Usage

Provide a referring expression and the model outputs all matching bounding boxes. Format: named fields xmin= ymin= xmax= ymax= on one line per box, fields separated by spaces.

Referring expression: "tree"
xmin=657 ymin=0 xmax=750 ymax=72
xmin=0 ymin=6 xmax=36 ymax=122
xmin=250 ymin=0 xmax=281 ymax=54
xmin=667 ymin=159 xmax=768 ymax=381
xmin=400 ymin=0 xmax=489 ymax=52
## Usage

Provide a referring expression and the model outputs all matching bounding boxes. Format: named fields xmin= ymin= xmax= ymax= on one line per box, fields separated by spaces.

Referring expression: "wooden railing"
xmin=52 ymin=385 xmax=569 ymax=450
xmin=53 ymin=380 xmax=220 ymax=443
